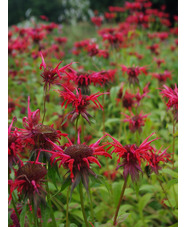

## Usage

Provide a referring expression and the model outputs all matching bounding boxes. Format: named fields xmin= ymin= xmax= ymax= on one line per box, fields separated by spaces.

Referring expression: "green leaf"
xmin=90 ymin=175 xmax=111 ymax=194
xmin=40 ymin=203 xmax=50 ymax=227
xmin=48 ymin=163 xmax=59 ymax=189
xmin=20 ymin=204 xmax=27 ymax=227
xmin=138 ymin=193 xmax=152 ymax=212
xmin=167 ymin=179 xmax=178 ymax=188
xmin=60 ymin=175 xmax=71 ymax=192
xmin=117 ymin=213 xmax=130 ymax=224
xmin=161 ymin=168 xmax=178 ymax=179
xmin=139 ymin=184 xmax=156 ymax=193
xmin=110 ymin=86 xmax=120 ymax=104
xmin=113 ymin=181 xmax=123 ymax=207
xmin=168 ymin=223 xmax=178 ymax=227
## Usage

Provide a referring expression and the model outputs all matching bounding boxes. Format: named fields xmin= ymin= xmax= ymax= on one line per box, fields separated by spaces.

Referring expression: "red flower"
xmin=91 ymin=69 xmax=116 ymax=86
xmin=107 ymin=133 xmax=158 ymax=181
xmin=43 ymin=134 xmax=112 ymax=192
xmin=148 ymin=147 xmax=171 ymax=174
xmin=147 ymin=43 xmax=159 ymax=55
xmin=160 ymin=84 xmax=178 ymax=121
xmin=86 ymin=43 xmax=99 ymax=57
xmin=122 ymin=90 xmax=135 ymax=109
xmin=123 ymin=111 xmax=149 ymax=133
xmin=9 ymin=163 xmax=47 ymax=207
xmin=40 ymin=15 xmax=49 ymax=21
xmin=91 ymin=16 xmax=103 ymax=27
xmin=39 ymin=52 xmax=73 ymax=90
xmin=19 ymin=97 xmax=64 ymax=151
xmin=135 ymin=83 xmax=150 ymax=106
xmin=8 ymin=117 xmax=23 ymax=168
xmin=122 ymin=65 xmax=147 ymax=85
xmin=57 ymin=85 xmax=108 ymax=123
xmin=54 ymin=37 xmax=67 ymax=44
xmin=104 ymin=12 xmax=116 ymax=20
xmin=156 ymin=32 xmax=169 ymax=41
xmin=103 ymin=169 xmax=118 ymax=181
xmin=153 ymin=57 xmax=165 ymax=68
xmin=98 ymin=49 xmax=109 ymax=59
xmin=152 ymin=71 xmax=172 ymax=83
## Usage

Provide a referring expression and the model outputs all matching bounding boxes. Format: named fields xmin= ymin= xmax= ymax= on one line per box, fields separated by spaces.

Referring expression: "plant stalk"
xmin=113 ymin=177 xmax=128 ymax=226
xmin=42 ymin=87 xmax=47 ymax=124
xmin=172 ymin=118 xmax=175 ymax=169
xmin=88 ymin=183 xmax=94 ymax=222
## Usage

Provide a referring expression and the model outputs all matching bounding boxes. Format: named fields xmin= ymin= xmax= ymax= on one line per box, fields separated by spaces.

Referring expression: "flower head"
xmin=160 ymin=84 xmax=178 ymax=121
xmin=8 ymin=117 xmax=23 ymax=168
xmin=9 ymin=163 xmax=47 ymax=207
xmin=147 ymin=147 xmax=171 ymax=174
xmin=123 ymin=111 xmax=149 ymax=133
xmin=57 ymin=85 xmax=108 ymax=124
xmin=91 ymin=16 xmax=103 ymax=27
xmin=122 ymin=90 xmax=135 ymax=109
xmin=39 ymin=52 xmax=73 ymax=90
xmin=152 ymin=71 xmax=171 ymax=83
xmin=122 ymin=65 xmax=147 ymax=85
xmin=44 ymin=134 xmax=111 ymax=192
xmin=20 ymin=97 xmax=65 ymax=151
xmin=107 ymin=133 xmax=158 ymax=181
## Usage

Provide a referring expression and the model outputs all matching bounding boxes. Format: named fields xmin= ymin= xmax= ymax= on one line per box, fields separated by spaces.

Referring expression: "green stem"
xmin=42 ymin=87 xmax=47 ymax=124
xmin=46 ymin=175 xmax=57 ymax=227
xmin=88 ymin=183 xmax=94 ymax=222
xmin=32 ymin=202 xmax=39 ymax=227
xmin=102 ymin=94 xmax=105 ymax=134
xmin=66 ymin=185 xmax=70 ymax=227
xmin=81 ymin=116 xmax=85 ymax=142
xmin=79 ymin=181 xmax=89 ymax=227
xmin=113 ymin=177 xmax=128 ymax=226
xmin=136 ymin=131 xmax=140 ymax=146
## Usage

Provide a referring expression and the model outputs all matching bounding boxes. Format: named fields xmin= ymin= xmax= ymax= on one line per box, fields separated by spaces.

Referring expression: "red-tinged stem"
xmin=75 ymin=115 xmax=80 ymax=144
xmin=88 ymin=183 xmax=94 ymax=222
xmin=113 ymin=177 xmax=128 ymax=226
xmin=66 ymin=185 xmax=70 ymax=227
xmin=79 ymin=181 xmax=89 ymax=227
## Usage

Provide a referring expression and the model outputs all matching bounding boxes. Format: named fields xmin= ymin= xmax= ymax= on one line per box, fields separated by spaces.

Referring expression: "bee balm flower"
xmin=43 ymin=134 xmax=112 ymax=192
